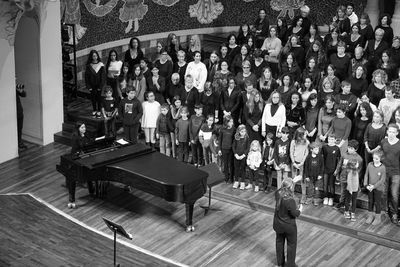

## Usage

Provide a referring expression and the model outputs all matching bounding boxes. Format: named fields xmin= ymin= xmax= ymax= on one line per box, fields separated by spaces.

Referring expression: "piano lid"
xmin=107 ymin=152 xmax=208 ymax=186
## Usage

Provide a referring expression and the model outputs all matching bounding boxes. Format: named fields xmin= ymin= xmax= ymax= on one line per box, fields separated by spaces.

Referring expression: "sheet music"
xmin=116 ymin=139 xmax=129 ymax=145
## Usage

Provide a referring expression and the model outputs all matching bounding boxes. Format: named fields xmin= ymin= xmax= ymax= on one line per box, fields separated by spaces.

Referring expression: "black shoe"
xmin=18 ymin=143 xmax=27 ymax=149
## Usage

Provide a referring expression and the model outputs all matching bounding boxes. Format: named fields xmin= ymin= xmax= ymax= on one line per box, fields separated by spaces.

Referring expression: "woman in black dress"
xmin=273 ymin=177 xmax=303 ymax=267
xmin=69 ymin=121 xmax=95 ymax=208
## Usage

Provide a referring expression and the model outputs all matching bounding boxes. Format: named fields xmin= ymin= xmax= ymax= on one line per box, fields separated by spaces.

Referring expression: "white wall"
xmin=40 ymin=1 xmax=63 ymax=145
xmin=0 ymin=40 xmax=18 ymax=162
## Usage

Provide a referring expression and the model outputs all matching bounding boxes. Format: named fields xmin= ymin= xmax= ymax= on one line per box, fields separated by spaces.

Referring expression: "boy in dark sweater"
xmin=156 ymin=103 xmax=175 ymax=156
xmin=118 ymin=86 xmax=143 ymax=144
xmin=274 ymin=126 xmax=291 ymax=189
xmin=101 ymin=86 xmax=118 ymax=137
xmin=322 ymin=134 xmax=341 ymax=206
xmin=303 ymin=142 xmax=324 ymax=206
xmin=189 ymin=104 xmax=205 ymax=167
xmin=381 ymin=123 xmax=400 ymax=225
xmin=199 ymin=114 xmax=215 ymax=165
xmin=175 ymin=107 xmax=190 ymax=162
xmin=334 ymin=80 xmax=358 ymax=120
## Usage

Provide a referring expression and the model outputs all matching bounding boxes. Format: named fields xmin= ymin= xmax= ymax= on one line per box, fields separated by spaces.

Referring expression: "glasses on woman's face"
xmin=281 ymin=131 xmax=289 ymax=135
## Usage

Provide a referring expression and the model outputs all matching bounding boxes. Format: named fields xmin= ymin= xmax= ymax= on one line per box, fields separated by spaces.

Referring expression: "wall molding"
xmin=76 ymin=26 xmax=238 ymax=57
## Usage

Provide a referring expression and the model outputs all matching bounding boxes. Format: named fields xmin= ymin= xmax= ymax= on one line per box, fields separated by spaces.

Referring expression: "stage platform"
xmin=2 ymin=142 xmax=400 ymax=266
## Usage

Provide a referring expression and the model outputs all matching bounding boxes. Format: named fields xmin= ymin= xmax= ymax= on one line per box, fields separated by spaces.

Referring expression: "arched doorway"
xmin=14 ymin=10 xmax=43 ymax=144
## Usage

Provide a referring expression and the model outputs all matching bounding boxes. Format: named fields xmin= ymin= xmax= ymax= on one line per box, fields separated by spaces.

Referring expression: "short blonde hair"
xmin=372 ymin=69 xmax=388 ymax=84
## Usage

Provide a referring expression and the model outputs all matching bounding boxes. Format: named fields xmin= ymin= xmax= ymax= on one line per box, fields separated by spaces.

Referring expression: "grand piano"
xmin=56 ymin=138 xmax=208 ymax=227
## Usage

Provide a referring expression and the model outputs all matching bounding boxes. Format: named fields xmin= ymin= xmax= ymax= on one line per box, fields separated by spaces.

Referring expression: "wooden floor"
xmin=0 ymin=194 xmax=181 ymax=267
xmin=2 ymin=143 xmax=400 ymax=266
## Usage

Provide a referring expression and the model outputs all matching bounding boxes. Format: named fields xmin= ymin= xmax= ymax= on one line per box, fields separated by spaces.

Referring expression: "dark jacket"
xmin=119 ymin=97 xmax=143 ymax=126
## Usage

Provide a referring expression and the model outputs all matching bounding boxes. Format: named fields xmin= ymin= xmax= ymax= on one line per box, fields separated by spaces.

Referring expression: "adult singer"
xmin=273 ymin=177 xmax=303 ymax=267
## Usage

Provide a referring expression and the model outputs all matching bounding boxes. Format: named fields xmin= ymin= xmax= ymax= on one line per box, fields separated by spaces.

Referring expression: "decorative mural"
xmin=270 ymin=0 xmax=305 ymax=19
xmin=189 ymin=0 xmax=224 ymax=24
xmin=82 ymin=0 xmax=119 ymax=17
xmin=0 ymin=0 xmax=46 ymax=46
xmin=61 ymin=0 xmax=87 ymax=43
xmin=152 ymin=0 xmax=180 ymax=7
xmin=119 ymin=0 xmax=148 ymax=33
xmin=71 ymin=0 xmax=367 ymax=49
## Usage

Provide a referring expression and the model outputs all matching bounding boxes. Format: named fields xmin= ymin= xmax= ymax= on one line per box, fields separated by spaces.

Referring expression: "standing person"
xmin=199 ymin=114 xmax=215 ymax=165
xmin=246 ymin=140 xmax=263 ymax=192
xmin=364 ymin=110 xmax=386 ymax=165
xmin=359 ymin=13 xmax=374 ymax=44
xmin=333 ymin=5 xmax=351 ymax=37
xmin=166 ymin=73 xmax=184 ymax=105
xmin=349 ymin=65 xmax=368 ymax=99
xmin=378 ymin=86 xmax=400 ymax=125
xmin=118 ymin=87 xmax=142 ymax=144
xmin=263 ymin=132 xmax=275 ymax=192
xmin=219 ymin=115 xmax=235 ymax=183
xmin=200 ymin=82 xmax=219 ymax=120
xmin=203 ymin=50 xmax=220 ymax=82
xmin=189 ymin=104 xmax=205 ymax=167
xmin=165 ymin=33 xmax=182 ymax=63
xmin=175 ymin=107 xmax=190 ymax=163
xmin=261 ymin=91 xmax=286 ymax=140
xmin=105 ymin=49 xmax=123 ymax=99
xmin=322 ymin=134 xmax=341 ymax=206
xmin=85 ymin=50 xmax=106 ymax=118
xmin=243 ymin=89 xmax=264 ymax=142
xmin=329 ymin=41 xmax=351 ymax=82
xmin=304 ymin=93 xmax=319 ymax=142
xmin=299 ymin=76 xmax=318 ymax=108
xmin=141 ymin=91 xmax=161 ymax=148
xmin=274 ymin=126 xmax=291 ymax=189
xmin=273 ymin=178 xmax=303 ymax=267
xmin=365 ymin=29 xmax=389 ymax=80
xmin=173 ymin=50 xmax=188 ymax=85
xmin=252 ymin=9 xmax=270 ymax=48
xmin=131 ymin=64 xmax=147 ymax=103
xmin=156 ymin=103 xmax=174 ymax=156
xmin=334 ymin=140 xmax=363 ymax=211
xmin=346 ymin=3 xmax=358 ymax=26
xmin=334 ymin=80 xmax=358 ymax=120
xmin=303 ymin=142 xmax=325 ymax=206
xmin=381 ymin=124 xmax=400 ymax=225
xmin=118 ymin=62 xmax=131 ymax=99
xmin=375 ymin=14 xmax=394 ymax=47
xmin=180 ymin=74 xmax=200 ymax=116
xmin=368 ymin=69 xmax=388 ymax=107
xmin=290 ymin=127 xmax=310 ymax=204
xmin=232 ymin=125 xmax=250 ymax=190
xmin=101 ymin=87 xmax=118 ymax=137
xmin=185 ymin=51 xmax=207 ymax=92
xmin=343 ymin=140 xmax=363 ymax=222
xmin=220 ymin=75 xmax=242 ymax=126
xmin=277 ymin=74 xmax=297 ymax=106
xmin=364 ymin=150 xmax=386 ymax=225
xmin=235 ymin=59 xmax=257 ymax=91
xmin=317 ymin=95 xmax=336 ymax=144
xmin=69 ymin=121 xmax=95 ymax=208
xmin=16 ymin=82 xmax=26 ymax=149
xmin=261 ymin=26 xmax=282 ymax=78
xmin=125 ymin=37 xmax=144 ymax=75
xmin=186 ymin=34 xmax=202 ymax=62
xmin=148 ymin=65 xmax=166 ymax=104
xmin=286 ymin=91 xmax=305 ymax=138
xmin=327 ymin=104 xmax=352 ymax=156
xmin=258 ymin=67 xmax=278 ymax=102
xmin=154 ymin=48 xmax=173 ymax=82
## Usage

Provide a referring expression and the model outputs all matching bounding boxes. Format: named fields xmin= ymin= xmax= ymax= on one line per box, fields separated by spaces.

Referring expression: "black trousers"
xmin=275 ymin=226 xmax=297 ymax=267
xmin=177 ymin=142 xmax=190 ymax=162
xmin=17 ymin=115 xmax=23 ymax=145
xmin=124 ymin=124 xmax=140 ymax=144
xmin=368 ymin=189 xmax=382 ymax=214
xmin=90 ymin=88 xmax=102 ymax=112
xmin=221 ymin=149 xmax=234 ymax=182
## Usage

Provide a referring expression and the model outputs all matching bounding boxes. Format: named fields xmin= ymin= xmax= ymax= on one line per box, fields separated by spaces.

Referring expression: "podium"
xmin=103 ymin=218 xmax=133 ymax=267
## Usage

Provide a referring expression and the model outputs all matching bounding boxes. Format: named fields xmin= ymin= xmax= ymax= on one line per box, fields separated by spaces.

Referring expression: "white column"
xmin=39 ymin=0 xmax=63 ymax=145
xmin=392 ymin=0 xmax=400 ymax=37
xmin=0 ymin=41 xmax=18 ymax=163
xmin=364 ymin=0 xmax=380 ymax=29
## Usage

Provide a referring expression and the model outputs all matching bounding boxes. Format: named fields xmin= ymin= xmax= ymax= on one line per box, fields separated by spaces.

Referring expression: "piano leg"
xmin=185 ymin=203 xmax=195 ymax=232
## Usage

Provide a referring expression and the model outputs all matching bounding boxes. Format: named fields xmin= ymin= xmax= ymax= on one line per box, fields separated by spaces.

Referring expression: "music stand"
xmin=103 ymin=217 xmax=133 ymax=267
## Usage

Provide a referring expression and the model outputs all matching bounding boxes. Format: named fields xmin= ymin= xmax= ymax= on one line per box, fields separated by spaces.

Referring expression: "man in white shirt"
xmin=346 ymin=3 xmax=358 ymax=26
xmin=379 ymin=86 xmax=400 ymax=125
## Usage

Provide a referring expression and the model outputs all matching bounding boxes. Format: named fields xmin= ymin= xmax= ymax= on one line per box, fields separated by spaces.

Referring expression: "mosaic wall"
xmin=61 ymin=0 xmax=367 ymax=50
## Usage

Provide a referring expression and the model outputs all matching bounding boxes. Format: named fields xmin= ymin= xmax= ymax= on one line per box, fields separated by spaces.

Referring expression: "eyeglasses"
xmin=243 ymin=66 xmax=250 ymax=69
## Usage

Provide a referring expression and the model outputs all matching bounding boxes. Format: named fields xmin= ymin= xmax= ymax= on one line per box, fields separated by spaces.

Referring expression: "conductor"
xmin=273 ymin=177 xmax=303 ymax=267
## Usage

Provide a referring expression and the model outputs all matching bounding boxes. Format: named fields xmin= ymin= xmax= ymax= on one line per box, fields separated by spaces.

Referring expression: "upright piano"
xmin=56 ymin=140 xmax=208 ymax=225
